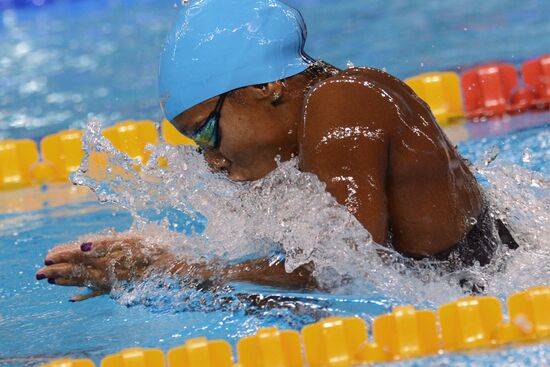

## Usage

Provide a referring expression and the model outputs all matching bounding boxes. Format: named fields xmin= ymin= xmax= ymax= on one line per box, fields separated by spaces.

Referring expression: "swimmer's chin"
xmin=228 ymin=169 xmax=262 ymax=182
xmin=226 ymin=166 xmax=275 ymax=182
xmin=206 ymin=163 xmax=255 ymax=182
xmin=205 ymin=155 xmax=276 ymax=181
xmin=231 ymin=161 xmax=290 ymax=182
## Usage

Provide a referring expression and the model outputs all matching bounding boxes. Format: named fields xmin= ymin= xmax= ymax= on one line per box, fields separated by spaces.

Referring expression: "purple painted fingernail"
xmin=48 ymin=278 xmax=56 ymax=284
xmin=80 ymin=242 xmax=93 ymax=252
xmin=36 ymin=273 xmax=46 ymax=280
xmin=45 ymin=259 xmax=54 ymax=266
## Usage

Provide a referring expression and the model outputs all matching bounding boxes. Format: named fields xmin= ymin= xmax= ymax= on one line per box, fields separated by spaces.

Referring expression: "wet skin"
xmin=37 ymin=64 xmax=482 ymax=298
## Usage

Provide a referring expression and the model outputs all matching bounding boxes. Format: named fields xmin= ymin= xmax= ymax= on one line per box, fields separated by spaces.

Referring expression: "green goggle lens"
xmin=189 ymin=113 xmax=220 ymax=149
xmin=187 ymin=93 xmax=227 ymax=149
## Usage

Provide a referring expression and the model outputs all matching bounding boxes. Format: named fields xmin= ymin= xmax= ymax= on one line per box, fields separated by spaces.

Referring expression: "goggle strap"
xmin=214 ymin=93 xmax=227 ymax=113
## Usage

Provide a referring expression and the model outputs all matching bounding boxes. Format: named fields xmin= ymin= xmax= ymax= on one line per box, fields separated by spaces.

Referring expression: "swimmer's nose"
xmin=204 ymin=150 xmax=231 ymax=173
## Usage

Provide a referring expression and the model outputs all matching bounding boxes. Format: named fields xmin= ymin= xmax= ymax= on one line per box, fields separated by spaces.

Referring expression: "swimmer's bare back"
xmin=300 ymin=67 xmax=482 ymax=257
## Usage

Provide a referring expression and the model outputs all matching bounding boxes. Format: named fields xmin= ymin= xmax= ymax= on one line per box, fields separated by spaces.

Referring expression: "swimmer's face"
xmin=172 ymin=83 xmax=300 ymax=181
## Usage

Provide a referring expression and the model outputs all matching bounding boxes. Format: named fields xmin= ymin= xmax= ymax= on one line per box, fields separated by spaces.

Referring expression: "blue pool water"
xmin=1 ymin=0 xmax=549 ymax=366
xmin=1 ymin=0 xmax=550 ymax=140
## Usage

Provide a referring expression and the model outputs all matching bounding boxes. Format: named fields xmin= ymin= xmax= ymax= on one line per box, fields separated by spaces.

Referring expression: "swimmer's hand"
xmin=35 ymin=236 xmax=166 ymax=302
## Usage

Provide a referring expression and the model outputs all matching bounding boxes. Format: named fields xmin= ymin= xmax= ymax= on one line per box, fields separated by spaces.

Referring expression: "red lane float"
xmin=460 ymin=63 xmax=534 ymax=119
xmin=522 ymin=54 xmax=550 ymax=108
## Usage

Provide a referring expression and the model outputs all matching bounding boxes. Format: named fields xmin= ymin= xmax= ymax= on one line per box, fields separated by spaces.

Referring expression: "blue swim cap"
xmin=159 ymin=0 xmax=313 ymax=122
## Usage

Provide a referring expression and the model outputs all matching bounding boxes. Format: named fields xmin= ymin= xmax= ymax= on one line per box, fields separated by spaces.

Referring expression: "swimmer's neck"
xmin=292 ymin=61 xmax=340 ymax=96
xmin=274 ymin=60 xmax=339 ymax=136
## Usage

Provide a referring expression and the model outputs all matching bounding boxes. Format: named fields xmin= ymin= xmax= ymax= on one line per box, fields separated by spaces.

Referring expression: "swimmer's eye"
xmin=185 ymin=93 xmax=227 ymax=149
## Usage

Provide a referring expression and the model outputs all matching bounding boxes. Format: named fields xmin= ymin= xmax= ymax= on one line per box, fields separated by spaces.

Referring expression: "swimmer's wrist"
xmin=149 ymin=252 xmax=186 ymax=275
xmin=150 ymin=253 xmax=219 ymax=283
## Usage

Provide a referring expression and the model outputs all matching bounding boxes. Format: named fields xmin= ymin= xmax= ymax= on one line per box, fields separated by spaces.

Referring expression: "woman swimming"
xmin=36 ymin=0 xmax=516 ymax=301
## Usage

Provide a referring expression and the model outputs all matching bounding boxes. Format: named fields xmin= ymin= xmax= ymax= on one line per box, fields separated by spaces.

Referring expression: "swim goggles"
xmin=187 ymin=93 xmax=228 ymax=149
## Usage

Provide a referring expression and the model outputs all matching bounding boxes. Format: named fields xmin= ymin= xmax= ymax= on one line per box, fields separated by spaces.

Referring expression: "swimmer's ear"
xmin=247 ymin=81 xmax=284 ymax=103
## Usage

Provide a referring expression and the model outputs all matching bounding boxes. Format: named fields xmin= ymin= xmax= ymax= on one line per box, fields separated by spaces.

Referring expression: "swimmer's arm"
xmin=299 ymin=80 xmax=391 ymax=244
xmin=161 ymin=255 xmax=316 ymax=289
xmin=36 ymin=236 xmax=315 ymax=301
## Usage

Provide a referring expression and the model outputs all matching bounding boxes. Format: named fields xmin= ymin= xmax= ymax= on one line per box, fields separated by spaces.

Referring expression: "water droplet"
xmin=522 ymin=148 xmax=532 ymax=163
xmin=469 ymin=217 xmax=478 ymax=226
xmin=483 ymin=145 xmax=500 ymax=166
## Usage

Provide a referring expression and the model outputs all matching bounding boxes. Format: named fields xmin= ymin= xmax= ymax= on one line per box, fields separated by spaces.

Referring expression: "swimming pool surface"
xmin=1 ymin=0 xmax=550 ymax=139
xmin=1 ymin=0 xmax=549 ymax=366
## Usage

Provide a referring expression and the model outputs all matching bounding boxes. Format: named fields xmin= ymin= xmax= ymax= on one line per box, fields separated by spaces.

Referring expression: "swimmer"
xmin=36 ymin=0 xmax=517 ymax=301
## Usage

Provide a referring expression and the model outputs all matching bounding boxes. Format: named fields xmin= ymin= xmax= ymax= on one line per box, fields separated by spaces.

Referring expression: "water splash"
xmin=522 ymin=148 xmax=533 ymax=163
xmin=472 ymin=160 xmax=549 ymax=296
xmin=72 ymin=120 xmax=549 ymax=311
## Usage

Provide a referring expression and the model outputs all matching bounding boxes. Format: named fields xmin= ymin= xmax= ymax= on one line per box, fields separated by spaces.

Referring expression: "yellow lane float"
xmin=0 ymin=139 xmax=39 ymax=190
xmin=405 ymin=72 xmax=465 ymax=126
xmin=162 ymin=119 xmax=197 ymax=147
xmin=238 ymin=327 xmax=303 ymax=367
xmin=101 ymin=348 xmax=165 ymax=367
xmin=438 ymin=296 xmax=503 ymax=351
xmin=373 ymin=305 xmax=439 ymax=360
xmin=102 ymin=120 xmax=159 ymax=165
xmin=39 ymin=286 xmax=550 ymax=367
xmin=168 ymin=337 xmax=234 ymax=367
xmin=41 ymin=129 xmax=85 ymax=182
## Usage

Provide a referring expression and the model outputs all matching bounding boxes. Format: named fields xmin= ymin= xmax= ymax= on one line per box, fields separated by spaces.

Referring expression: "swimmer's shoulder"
xmin=306 ymin=66 xmax=419 ymax=113
xmin=307 ymin=67 xmax=370 ymax=102
xmin=308 ymin=66 xmax=406 ymax=92
xmin=305 ymin=66 xmax=414 ymax=111
xmin=302 ymin=67 xmax=402 ymax=138
xmin=306 ymin=66 xmax=435 ymax=126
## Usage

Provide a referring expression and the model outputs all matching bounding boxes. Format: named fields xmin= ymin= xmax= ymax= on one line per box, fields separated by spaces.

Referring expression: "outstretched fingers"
xmin=51 ymin=270 xmax=107 ymax=289
xmin=44 ymin=242 xmax=91 ymax=265
xmin=36 ymin=262 xmax=109 ymax=289
xmin=36 ymin=263 xmax=79 ymax=280
xmin=44 ymin=239 xmax=127 ymax=266
xmin=38 ymin=235 xmax=148 ymax=302
xmin=50 ymin=277 xmax=87 ymax=287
